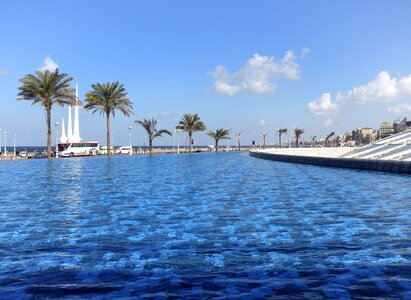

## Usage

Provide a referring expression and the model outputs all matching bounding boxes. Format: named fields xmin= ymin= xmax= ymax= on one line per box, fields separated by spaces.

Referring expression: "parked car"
xmin=19 ymin=150 xmax=28 ymax=157
xmin=98 ymin=146 xmax=114 ymax=155
xmin=116 ymin=146 xmax=133 ymax=155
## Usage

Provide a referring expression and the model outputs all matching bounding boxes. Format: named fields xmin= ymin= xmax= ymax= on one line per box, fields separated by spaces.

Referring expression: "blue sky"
xmin=1 ymin=1 xmax=411 ymax=146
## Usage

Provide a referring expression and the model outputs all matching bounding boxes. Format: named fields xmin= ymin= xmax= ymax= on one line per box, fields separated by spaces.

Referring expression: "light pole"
xmin=176 ymin=129 xmax=180 ymax=153
xmin=13 ymin=134 xmax=16 ymax=157
xmin=4 ymin=131 xmax=7 ymax=156
xmin=173 ymin=129 xmax=176 ymax=153
xmin=55 ymin=121 xmax=59 ymax=158
xmin=128 ymin=126 xmax=132 ymax=155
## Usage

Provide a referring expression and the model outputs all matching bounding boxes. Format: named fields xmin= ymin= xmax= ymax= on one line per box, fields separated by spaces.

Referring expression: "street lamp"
xmin=176 ymin=129 xmax=180 ymax=153
xmin=128 ymin=126 xmax=132 ymax=155
xmin=13 ymin=134 xmax=16 ymax=157
xmin=55 ymin=121 xmax=59 ymax=158
xmin=4 ymin=131 xmax=7 ymax=156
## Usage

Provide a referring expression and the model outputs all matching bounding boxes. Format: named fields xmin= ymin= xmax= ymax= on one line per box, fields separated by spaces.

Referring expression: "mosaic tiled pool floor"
xmin=1 ymin=152 xmax=411 ymax=298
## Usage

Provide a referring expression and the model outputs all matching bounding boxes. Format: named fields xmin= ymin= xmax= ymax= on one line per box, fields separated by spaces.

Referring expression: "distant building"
xmin=352 ymin=128 xmax=374 ymax=145
xmin=379 ymin=121 xmax=395 ymax=139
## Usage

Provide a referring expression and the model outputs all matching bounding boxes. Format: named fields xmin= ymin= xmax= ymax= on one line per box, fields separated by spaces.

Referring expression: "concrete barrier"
xmin=249 ymin=151 xmax=411 ymax=174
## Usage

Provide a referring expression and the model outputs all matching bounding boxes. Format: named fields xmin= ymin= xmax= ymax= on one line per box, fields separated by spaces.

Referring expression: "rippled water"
xmin=1 ymin=152 xmax=411 ymax=299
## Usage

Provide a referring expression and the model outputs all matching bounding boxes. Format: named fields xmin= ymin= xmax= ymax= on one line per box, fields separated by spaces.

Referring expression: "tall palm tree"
xmin=176 ymin=114 xmax=206 ymax=152
xmin=207 ymin=128 xmax=230 ymax=152
xmin=277 ymin=128 xmax=288 ymax=148
xmin=17 ymin=69 xmax=76 ymax=158
xmin=294 ymin=128 xmax=304 ymax=148
xmin=135 ymin=118 xmax=171 ymax=154
xmin=325 ymin=131 xmax=335 ymax=147
xmin=84 ymin=82 xmax=133 ymax=156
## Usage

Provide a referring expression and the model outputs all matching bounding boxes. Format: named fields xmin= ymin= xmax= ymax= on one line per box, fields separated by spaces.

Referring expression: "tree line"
xmin=17 ymin=69 xmax=231 ymax=158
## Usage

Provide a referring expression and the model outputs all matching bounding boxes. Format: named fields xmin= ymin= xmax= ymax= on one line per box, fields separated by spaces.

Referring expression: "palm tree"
xmin=311 ymin=136 xmax=317 ymax=148
xmin=135 ymin=118 xmax=171 ymax=154
xmin=84 ymin=82 xmax=133 ymax=156
xmin=325 ymin=131 xmax=335 ymax=147
xmin=277 ymin=128 xmax=288 ymax=148
xmin=17 ymin=69 xmax=76 ymax=158
xmin=176 ymin=114 xmax=206 ymax=152
xmin=294 ymin=128 xmax=304 ymax=148
xmin=207 ymin=128 xmax=231 ymax=152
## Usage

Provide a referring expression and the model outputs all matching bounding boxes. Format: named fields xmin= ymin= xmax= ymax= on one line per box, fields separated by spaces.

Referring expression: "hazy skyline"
xmin=1 ymin=1 xmax=411 ymax=146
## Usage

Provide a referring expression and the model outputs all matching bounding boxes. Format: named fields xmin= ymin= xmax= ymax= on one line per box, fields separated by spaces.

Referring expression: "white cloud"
xmin=308 ymin=70 xmax=411 ymax=120
xmin=258 ymin=119 xmax=272 ymax=126
xmin=38 ymin=56 xmax=59 ymax=72
xmin=301 ymin=47 xmax=310 ymax=59
xmin=0 ymin=69 xmax=7 ymax=76
xmin=387 ymin=103 xmax=411 ymax=114
xmin=307 ymin=93 xmax=339 ymax=116
xmin=342 ymin=71 xmax=399 ymax=103
xmin=210 ymin=50 xmax=302 ymax=96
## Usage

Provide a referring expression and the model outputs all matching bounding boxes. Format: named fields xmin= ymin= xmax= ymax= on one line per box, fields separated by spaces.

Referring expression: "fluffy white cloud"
xmin=308 ymin=70 xmax=411 ymax=120
xmin=307 ymin=93 xmax=339 ymax=116
xmin=342 ymin=71 xmax=399 ymax=103
xmin=387 ymin=103 xmax=411 ymax=114
xmin=210 ymin=51 xmax=302 ymax=96
xmin=0 ymin=69 xmax=7 ymax=76
xmin=38 ymin=56 xmax=59 ymax=72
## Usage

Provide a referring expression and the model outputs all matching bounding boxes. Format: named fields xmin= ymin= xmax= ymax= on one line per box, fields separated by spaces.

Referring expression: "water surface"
xmin=1 ymin=152 xmax=411 ymax=298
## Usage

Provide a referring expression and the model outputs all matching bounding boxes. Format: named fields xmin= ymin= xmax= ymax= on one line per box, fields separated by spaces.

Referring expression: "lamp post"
xmin=128 ymin=126 xmax=132 ymax=155
xmin=55 ymin=121 xmax=59 ymax=158
xmin=4 ymin=131 xmax=7 ymax=156
xmin=176 ymin=129 xmax=180 ymax=153
xmin=13 ymin=134 xmax=16 ymax=157
xmin=173 ymin=129 xmax=176 ymax=153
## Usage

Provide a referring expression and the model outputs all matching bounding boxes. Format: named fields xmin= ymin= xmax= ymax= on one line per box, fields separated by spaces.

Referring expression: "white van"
xmin=98 ymin=146 xmax=114 ymax=155
xmin=116 ymin=146 xmax=133 ymax=155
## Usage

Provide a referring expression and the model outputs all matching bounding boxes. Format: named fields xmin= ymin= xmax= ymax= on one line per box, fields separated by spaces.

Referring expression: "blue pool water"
xmin=1 ymin=152 xmax=411 ymax=299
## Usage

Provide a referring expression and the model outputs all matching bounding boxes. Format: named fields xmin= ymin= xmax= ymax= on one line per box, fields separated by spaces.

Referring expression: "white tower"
xmin=72 ymin=84 xmax=81 ymax=142
xmin=60 ymin=118 xmax=68 ymax=143
xmin=67 ymin=105 xmax=73 ymax=142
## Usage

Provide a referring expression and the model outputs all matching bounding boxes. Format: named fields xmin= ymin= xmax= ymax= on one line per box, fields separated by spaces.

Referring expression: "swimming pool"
xmin=1 ymin=152 xmax=411 ymax=298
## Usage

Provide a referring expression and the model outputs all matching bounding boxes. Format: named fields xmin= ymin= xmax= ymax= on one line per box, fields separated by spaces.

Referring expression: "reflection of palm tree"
xmin=207 ymin=129 xmax=230 ymax=152
xmin=277 ymin=128 xmax=288 ymax=148
xmin=176 ymin=114 xmax=206 ymax=152
xmin=84 ymin=82 xmax=133 ymax=156
xmin=135 ymin=118 xmax=171 ymax=154
xmin=325 ymin=131 xmax=335 ymax=147
xmin=17 ymin=69 xmax=76 ymax=158
xmin=294 ymin=128 xmax=304 ymax=148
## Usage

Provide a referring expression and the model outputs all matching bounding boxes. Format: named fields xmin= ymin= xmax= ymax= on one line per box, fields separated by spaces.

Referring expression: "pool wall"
xmin=249 ymin=150 xmax=411 ymax=174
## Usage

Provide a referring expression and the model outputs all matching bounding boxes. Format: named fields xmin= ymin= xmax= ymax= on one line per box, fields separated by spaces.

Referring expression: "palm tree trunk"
xmin=106 ymin=113 xmax=111 ymax=156
xmin=149 ymin=137 xmax=153 ymax=154
xmin=189 ymin=131 xmax=192 ymax=153
xmin=296 ymin=137 xmax=299 ymax=148
xmin=215 ymin=140 xmax=218 ymax=152
xmin=46 ymin=107 xmax=52 ymax=159
xmin=279 ymin=134 xmax=282 ymax=149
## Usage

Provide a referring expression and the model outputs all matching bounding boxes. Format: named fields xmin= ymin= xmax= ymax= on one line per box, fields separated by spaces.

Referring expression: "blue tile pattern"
xmin=1 ymin=152 xmax=411 ymax=298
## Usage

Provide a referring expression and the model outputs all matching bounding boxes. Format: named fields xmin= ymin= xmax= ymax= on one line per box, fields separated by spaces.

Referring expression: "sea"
xmin=1 ymin=152 xmax=411 ymax=298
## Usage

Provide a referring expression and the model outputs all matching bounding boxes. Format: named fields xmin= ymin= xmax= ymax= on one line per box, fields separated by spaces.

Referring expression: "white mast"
xmin=72 ymin=83 xmax=81 ymax=142
xmin=67 ymin=105 xmax=73 ymax=142
xmin=60 ymin=118 xmax=68 ymax=143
